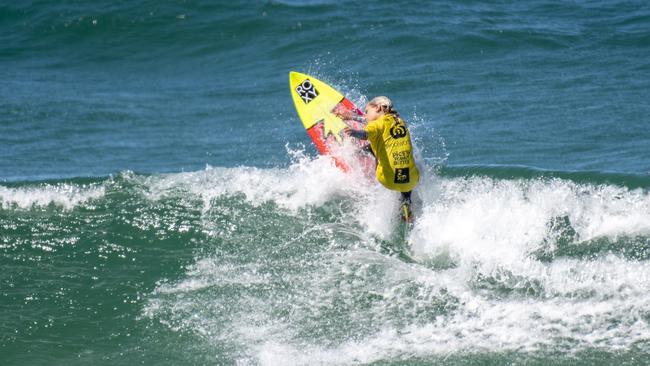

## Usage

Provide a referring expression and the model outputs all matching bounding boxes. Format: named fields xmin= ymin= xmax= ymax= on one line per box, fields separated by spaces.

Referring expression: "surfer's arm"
xmin=335 ymin=108 xmax=366 ymax=123
xmin=344 ymin=128 xmax=368 ymax=140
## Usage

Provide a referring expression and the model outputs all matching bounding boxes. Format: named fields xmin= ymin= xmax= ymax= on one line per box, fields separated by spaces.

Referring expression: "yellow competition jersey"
xmin=365 ymin=114 xmax=419 ymax=192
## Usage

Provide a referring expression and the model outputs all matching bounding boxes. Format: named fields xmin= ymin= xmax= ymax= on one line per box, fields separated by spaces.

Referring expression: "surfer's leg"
xmin=399 ymin=191 xmax=413 ymax=223
xmin=400 ymin=191 xmax=412 ymax=204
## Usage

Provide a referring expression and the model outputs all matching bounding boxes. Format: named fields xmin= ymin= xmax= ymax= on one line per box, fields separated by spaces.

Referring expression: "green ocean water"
xmin=2 ymin=1 xmax=650 ymax=365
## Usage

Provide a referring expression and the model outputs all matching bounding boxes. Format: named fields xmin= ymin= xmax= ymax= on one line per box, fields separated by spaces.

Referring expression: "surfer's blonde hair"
xmin=369 ymin=96 xmax=399 ymax=117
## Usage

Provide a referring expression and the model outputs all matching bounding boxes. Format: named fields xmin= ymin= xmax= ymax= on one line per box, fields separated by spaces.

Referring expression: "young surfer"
xmin=337 ymin=96 xmax=419 ymax=222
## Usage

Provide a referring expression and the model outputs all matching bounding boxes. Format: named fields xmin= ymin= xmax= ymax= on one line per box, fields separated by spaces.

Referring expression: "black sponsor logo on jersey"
xmin=295 ymin=79 xmax=319 ymax=104
xmin=389 ymin=122 xmax=407 ymax=139
xmin=394 ymin=168 xmax=410 ymax=184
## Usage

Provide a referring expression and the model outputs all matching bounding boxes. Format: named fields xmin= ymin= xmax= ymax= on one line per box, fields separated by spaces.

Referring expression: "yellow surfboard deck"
xmin=290 ymin=71 xmax=349 ymax=141
xmin=289 ymin=71 xmax=374 ymax=174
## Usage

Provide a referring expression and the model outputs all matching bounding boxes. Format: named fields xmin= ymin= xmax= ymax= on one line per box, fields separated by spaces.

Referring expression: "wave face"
xmin=2 ymin=159 xmax=650 ymax=365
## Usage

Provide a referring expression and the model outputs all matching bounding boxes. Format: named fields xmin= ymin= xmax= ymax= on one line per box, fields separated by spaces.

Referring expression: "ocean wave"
xmin=3 ymin=159 xmax=649 ymax=364
xmin=0 ymin=181 xmax=105 ymax=210
xmin=137 ymin=157 xmax=650 ymax=363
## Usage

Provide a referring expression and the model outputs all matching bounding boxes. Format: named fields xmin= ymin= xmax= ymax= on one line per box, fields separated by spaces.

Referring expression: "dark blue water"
xmin=3 ymin=0 xmax=649 ymax=181
xmin=2 ymin=1 xmax=650 ymax=365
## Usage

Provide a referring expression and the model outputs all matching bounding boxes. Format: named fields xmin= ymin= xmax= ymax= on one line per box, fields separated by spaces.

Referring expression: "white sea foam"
xmin=142 ymin=155 xmax=650 ymax=363
xmin=142 ymin=144 xmax=378 ymax=213
xmin=0 ymin=183 xmax=105 ymax=210
xmin=242 ymin=254 xmax=650 ymax=364
xmin=410 ymin=176 xmax=650 ymax=266
xmin=146 ymin=246 xmax=650 ymax=365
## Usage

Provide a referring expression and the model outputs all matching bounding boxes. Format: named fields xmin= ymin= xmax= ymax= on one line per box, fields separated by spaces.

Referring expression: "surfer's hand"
xmin=334 ymin=107 xmax=354 ymax=120
xmin=345 ymin=128 xmax=368 ymax=140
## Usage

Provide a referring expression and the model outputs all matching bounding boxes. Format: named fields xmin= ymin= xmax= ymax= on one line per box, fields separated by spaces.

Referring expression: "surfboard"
xmin=289 ymin=71 xmax=375 ymax=175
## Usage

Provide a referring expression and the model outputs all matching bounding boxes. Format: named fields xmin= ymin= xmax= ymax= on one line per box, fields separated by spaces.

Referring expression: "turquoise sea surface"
xmin=2 ymin=1 xmax=650 ymax=365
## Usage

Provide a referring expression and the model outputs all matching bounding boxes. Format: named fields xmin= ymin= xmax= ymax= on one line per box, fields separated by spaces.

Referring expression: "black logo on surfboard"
xmin=296 ymin=79 xmax=319 ymax=104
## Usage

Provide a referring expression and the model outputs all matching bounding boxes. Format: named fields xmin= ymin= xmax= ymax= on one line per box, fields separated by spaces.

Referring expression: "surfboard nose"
xmin=289 ymin=71 xmax=307 ymax=84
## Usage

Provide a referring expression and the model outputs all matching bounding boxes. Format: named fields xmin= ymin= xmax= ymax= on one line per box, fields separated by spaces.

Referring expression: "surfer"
xmin=337 ymin=96 xmax=420 ymax=222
